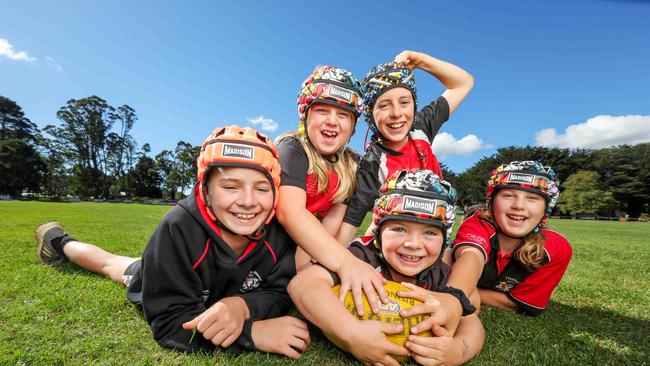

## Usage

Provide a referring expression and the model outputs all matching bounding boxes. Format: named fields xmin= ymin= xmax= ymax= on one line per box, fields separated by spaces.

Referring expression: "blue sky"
xmin=2 ymin=0 xmax=649 ymax=173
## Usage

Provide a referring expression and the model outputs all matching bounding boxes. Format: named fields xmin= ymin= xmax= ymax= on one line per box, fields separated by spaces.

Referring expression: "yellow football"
xmin=328 ymin=280 xmax=433 ymax=362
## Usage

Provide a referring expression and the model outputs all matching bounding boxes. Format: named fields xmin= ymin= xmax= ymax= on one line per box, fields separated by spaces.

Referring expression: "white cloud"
xmin=0 ymin=38 xmax=36 ymax=61
xmin=431 ymin=132 xmax=492 ymax=158
xmin=535 ymin=115 xmax=650 ymax=149
xmin=247 ymin=115 xmax=279 ymax=132
xmin=45 ymin=56 xmax=63 ymax=72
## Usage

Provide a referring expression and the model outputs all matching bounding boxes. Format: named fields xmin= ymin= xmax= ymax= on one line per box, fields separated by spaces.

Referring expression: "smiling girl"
xmin=275 ymin=65 xmax=390 ymax=315
xmin=448 ymin=161 xmax=573 ymax=315
xmin=338 ymin=50 xmax=474 ymax=243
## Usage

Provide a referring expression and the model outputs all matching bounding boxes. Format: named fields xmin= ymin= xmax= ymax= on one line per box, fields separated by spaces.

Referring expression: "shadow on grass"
xmin=548 ymin=301 xmax=649 ymax=364
xmin=478 ymin=301 xmax=649 ymax=365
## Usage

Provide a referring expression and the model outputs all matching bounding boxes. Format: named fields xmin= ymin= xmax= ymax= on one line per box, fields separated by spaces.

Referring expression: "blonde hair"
xmin=276 ymin=131 xmax=357 ymax=203
xmin=479 ymin=210 xmax=547 ymax=271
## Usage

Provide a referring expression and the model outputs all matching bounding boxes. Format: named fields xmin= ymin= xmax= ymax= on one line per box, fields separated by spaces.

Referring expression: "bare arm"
xmin=287 ymin=265 xmax=409 ymax=365
xmin=277 ymin=186 xmax=349 ymax=271
xmin=336 ymin=221 xmax=359 ymax=245
xmin=446 ymin=247 xmax=485 ymax=298
xmin=321 ymin=202 xmax=347 ymax=237
xmin=277 ymin=185 xmax=388 ymax=314
xmin=394 ymin=50 xmax=474 ymax=114
xmin=478 ymin=288 xmax=518 ymax=310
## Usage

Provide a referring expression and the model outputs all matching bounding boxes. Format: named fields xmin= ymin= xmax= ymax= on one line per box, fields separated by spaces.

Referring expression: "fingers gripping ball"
xmin=329 ymin=281 xmax=432 ymax=362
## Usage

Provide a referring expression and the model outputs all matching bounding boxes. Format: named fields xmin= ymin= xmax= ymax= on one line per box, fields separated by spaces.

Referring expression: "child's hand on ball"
xmin=347 ymin=319 xmax=410 ymax=366
xmin=397 ymin=282 xmax=458 ymax=334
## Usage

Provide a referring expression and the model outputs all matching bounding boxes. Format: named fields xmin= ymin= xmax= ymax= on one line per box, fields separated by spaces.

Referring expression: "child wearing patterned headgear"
xmin=447 ymin=161 xmax=573 ymax=315
xmin=289 ymin=169 xmax=484 ymax=366
xmin=34 ymin=126 xmax=310 ymax=359
xmin=275 ymin=65 xmax=392 ymax=317
xmin=338 ymin=51 xmax=475 ymax=245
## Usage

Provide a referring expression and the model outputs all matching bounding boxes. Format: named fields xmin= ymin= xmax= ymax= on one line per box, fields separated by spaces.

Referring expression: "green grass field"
xmin=1 ymin=201 xmax=649 ymax=365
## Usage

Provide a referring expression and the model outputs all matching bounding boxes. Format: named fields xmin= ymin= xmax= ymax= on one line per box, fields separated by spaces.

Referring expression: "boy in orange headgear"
xmin=34 ymin=126 xmax=310 ymax=358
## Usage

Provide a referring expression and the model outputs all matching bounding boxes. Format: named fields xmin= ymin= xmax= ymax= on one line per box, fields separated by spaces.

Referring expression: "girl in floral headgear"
xmin=275 ymin=65 xmax=390 ymax=316
xmin=447 ymin=161 xmax=573 ymax=315
xmin=338 ymin=50 xmax=474 ymax=244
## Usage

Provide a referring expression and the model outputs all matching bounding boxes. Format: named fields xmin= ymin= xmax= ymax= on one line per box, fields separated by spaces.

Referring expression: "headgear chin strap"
xmin=486 ymin=160 xmax=560 ymax=237
xmin=371 ymin=169 xmax=457 ymax=280
xmin=196 ymin=125 xmax=281 ymax=237
xmin=297 ymin=65 xmax=363 ymax=134
xmin=361 ymin=62 xmax=418 ymax=141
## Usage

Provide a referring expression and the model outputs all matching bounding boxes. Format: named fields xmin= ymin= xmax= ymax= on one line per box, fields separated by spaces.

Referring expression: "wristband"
xmin=439 ymin=286 xmax=476 ymax=316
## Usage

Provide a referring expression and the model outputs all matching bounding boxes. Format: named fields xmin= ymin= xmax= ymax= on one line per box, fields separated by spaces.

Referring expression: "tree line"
xmin=441 ymin=144 xmax=650 ymax=218
xmin=1 ymin=95 xmax=198 ymax=201
xmin=2 ymin=94 xmax=649 ymax=217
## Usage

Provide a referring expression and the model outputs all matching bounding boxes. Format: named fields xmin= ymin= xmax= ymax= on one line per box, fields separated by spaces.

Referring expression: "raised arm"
xmin=394 ymin=50 xmax=474 ymax=114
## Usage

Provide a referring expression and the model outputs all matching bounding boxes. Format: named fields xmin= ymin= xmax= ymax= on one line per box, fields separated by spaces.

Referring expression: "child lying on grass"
xmin=35 ymin=126 xmax=310 ymax=359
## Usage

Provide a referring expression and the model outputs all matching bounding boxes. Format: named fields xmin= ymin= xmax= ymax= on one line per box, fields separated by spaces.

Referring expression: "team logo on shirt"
xmin=402 ymin=196 xmax=436 ymax=215
xmin=240 ymin=270 xmax=262 ymax=292
xmin=495 ymin=281 xmax=514 ymax=292
xmin=222 ymin=143 xmax=254 ymax=160
xmin=495 ymin=276 xmax=520 ymax=292
xmin=507 ymin=173 xmax=534 ymax=184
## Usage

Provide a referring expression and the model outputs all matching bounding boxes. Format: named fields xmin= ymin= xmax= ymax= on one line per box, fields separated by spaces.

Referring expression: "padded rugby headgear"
xmin=373 ymin=169 xmax=457 ymax=244
xmin=486 ymin=160 xmax=559 ymax=217
xmin=197 ymin=125 xmax=281 ymax=226
xmin=361 ymin=62 xmax=418 ymax=139
xmin=297 ymin=65 xmax=362 ymax=134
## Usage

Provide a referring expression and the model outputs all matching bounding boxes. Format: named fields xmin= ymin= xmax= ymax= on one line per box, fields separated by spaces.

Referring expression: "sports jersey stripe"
xmin=411 ymin=128 xmax=430 ymax=144
xmin=236 ymin=241 xmax=258 ymax=264
xmin=379 ymin=153 xmax=389 ymax=184
xmin=507 ymin=291 xmax=545 ymax=310
xmin=263 ymin=240 xmax=277 ymax=264
xmin=192 ymin=239 xmax=211 ymax=270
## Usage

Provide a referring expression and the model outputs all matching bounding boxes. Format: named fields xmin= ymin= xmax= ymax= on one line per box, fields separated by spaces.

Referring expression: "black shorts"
xmin=123 ymin=259 xmax=143 ymax=306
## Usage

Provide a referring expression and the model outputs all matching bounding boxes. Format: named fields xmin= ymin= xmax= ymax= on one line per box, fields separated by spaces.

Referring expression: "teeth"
xmin=236 ymin=213 xmax=256 ymax=220
xmin=322 ymin=131 xmax=337 ymax=137
xmin=399 ymin=254 xmax=422 ymax=262
xmin=507 ymin=214 xmax=526 ymax=221
xmin=388 ymin=122 xmax=405 ymax=129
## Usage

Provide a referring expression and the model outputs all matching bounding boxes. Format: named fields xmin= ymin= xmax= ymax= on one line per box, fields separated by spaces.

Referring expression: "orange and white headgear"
xmin=197 ymin=125 xmax=281 ymax=229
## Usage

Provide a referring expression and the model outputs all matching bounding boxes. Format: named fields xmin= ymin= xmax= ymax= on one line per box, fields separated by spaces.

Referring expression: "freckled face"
xmin=380 ymin=220 xmax=444 ymax=277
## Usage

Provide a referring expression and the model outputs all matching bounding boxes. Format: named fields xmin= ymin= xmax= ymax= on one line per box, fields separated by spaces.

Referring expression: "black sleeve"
xmin=343 ymin=148 xmax=382 ymax=227
xmin=506 ymin=292 xmax=544 ymax=316
xmin=140 ymin=219 xmax=216 ymax=353
xmin=276 ymin=136 xmax=308 ymax=190
xmin=413 ymin=96 xmax=450 ymax=141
